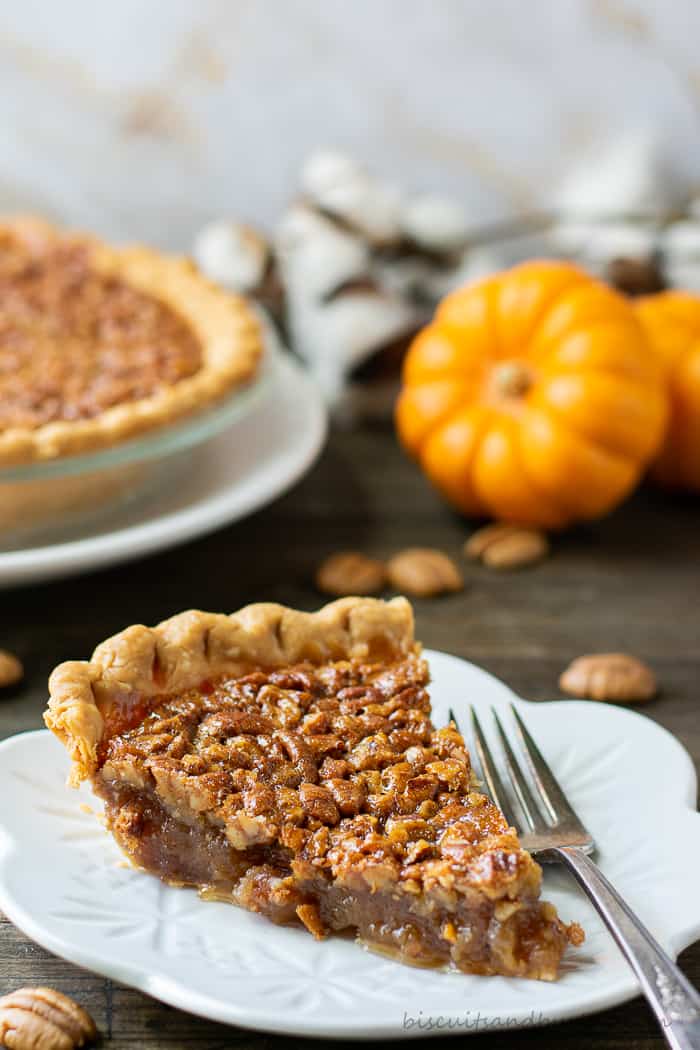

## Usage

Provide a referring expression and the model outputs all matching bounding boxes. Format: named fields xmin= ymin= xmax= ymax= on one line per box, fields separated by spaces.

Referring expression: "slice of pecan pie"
xmin=45 ymin=598 xmax=583 ymax=979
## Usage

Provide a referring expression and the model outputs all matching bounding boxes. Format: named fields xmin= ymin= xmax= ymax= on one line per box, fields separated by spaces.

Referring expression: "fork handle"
xmin=556 ymin=846 xmax=700 ymax=1050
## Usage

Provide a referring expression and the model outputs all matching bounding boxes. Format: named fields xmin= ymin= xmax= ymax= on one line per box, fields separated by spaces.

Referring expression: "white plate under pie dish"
xmin=0 ymin=349 xmax=271 ymax=547
xmin=0 ymin=650 xmax=698 ymax=1040
xmin=0 ymin=350 xmax=327 ymax=588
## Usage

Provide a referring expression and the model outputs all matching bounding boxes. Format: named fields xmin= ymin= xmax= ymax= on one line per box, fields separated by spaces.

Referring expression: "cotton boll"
xmin=276 ymin=204 xmax=369 ymax=300
xmin=284 ymin=284 xmax=418 ymax=402
xmin=434 ymin=232 xmax=550 ymax=299
xmin=376 ymin=234 xmax=530 ymax=306
xmin=549 ymin=221 xmax=659 ymax=267
xmin=438 ymin=246 xmax=506 ymax=292
xmin=289 ymin=289 xmax=418 ymax=398
xmin=664 ymin=261 xmax=700 ymax=292
xmin=300 ymin=149 xmax=403 ymax=245
xmin=663 ymin=221 xmax=700 ymax=262
xmin=373 ymin=255 xmax=441 ymax=304
xmin=276 ymin=198 xmax=420 ymax=397
xmin=275 ymin=201 xmax=328 ymax=248
xmin=555 ymin=132 xmax=685 ymax=219
xmin=662 ymin=222 xmax=700 ymax=290
xmin=401 ymin=194 xmax=470 ymax=253
xmin=301 ymin=149 xmax=364 ymax=199
xmin=194 ymin=220 xmax=269 ymax=292
xmin=318 ymin=175 xmax=403 ymax=245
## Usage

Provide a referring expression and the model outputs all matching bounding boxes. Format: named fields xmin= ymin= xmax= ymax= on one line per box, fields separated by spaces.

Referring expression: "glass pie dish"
xmin=0 ymin=354 xmax=271 ymax=549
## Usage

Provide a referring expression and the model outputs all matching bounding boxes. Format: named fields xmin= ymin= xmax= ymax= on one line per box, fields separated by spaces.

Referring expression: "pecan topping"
xmin=277 ymin=730 xmax=319 ymax=784
xmin=324 ymin=776 xmax=366 ymax=815
xmin=95 ymin=652 xmax=507 ymax=885
xmin=299 ymin=782 xmax=340 ymax=824
xmin=0 ymin=233 xmax=202 ymax=429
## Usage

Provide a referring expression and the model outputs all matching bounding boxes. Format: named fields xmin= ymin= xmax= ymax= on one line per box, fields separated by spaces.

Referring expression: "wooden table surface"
xmin=1 ymin=417 xmax=699 ymax=1049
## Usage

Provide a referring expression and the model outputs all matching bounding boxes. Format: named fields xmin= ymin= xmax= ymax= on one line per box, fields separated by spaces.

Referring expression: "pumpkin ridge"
xmin=534 ymin=371 xmax=668 ymax=460
xmin=394 ymin=379 xmax=477 ymax=457
xmin=636 ymin=291 xmax=700 ymax=491
xmin=543 ymin=359 xmax=661 ymax=386
xmin=460 ymin=407 xmax=494 ymax=515
xmin=436 ymin=274 xmax=504 ymax=358
xmin=510 ymin=413 xmax=572 ymax=524
xmin=470 ymin=412 xmax=571 ymax=527
xmin=528 ymin=283 xmax=637 ymax=362
xmin=402 ymin=324 xmax=489 ymax=384
xmin=421 ymin=405 xmax=493 ymax=516
xmin=520 ymin=406 xmax=639 ymax=519
xmin=638 ymin=291 xmax=700 ymax=338
xmin=496 ymin=262 xmax=590 ymax=359
xmin=483 ymin=275 xmax=505 ymax=359
xmin=539 ymin=319 xmax=662 ymax=378
xmin=651 ymin=392 xmax=686 ymax=487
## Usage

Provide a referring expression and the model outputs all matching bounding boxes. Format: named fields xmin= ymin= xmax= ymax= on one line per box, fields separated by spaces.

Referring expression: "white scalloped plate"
xmin=0 ymin=652 xmax=698 ymax=1040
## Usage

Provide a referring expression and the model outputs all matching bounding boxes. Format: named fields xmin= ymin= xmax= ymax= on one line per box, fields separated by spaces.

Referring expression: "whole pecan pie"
xmin=45 ymin=598 xmax=583 ymax=979
xmin=0 ymin=215 xmax=262 ymax=467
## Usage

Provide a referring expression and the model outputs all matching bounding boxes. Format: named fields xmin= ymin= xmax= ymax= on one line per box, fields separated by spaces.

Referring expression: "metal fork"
xmin=448 ymin=703 xmax=700 ymax=1050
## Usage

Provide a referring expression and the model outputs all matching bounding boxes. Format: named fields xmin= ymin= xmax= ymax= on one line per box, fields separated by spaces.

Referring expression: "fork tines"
xmin=449 ymin=703 xmax=594 ymax=855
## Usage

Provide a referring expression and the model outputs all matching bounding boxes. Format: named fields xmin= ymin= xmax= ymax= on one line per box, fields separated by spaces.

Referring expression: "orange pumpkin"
xmin=395 ymin=260 xmax=668 ymax=528
xmin=636 ymin=291 xmax=700 ymax=491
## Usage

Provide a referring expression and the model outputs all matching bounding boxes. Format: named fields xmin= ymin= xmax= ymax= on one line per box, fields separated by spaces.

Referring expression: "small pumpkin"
xmin=395 ymin=260 xmax=668 ymax=528
xmin=636 ymin=291 xmax=700 ymax=490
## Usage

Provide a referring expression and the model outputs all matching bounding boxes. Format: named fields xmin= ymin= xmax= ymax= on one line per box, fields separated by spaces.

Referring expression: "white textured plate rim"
xmin=432 ymin=651 xmax=699 ymax=815
xmin=0 ymin=352 xmax=327 ymax=587
xmin=0 ymin=651 xmax=698 ymax=1040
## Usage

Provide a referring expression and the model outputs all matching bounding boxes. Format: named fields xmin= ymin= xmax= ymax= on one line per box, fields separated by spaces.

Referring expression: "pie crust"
xmin=45 ymin=597 xmax=583 ymax=979
xmin=0 ymin=215 xmax=262 ymax=467
xmin=46 ymin=598 xmax=415 ymax=786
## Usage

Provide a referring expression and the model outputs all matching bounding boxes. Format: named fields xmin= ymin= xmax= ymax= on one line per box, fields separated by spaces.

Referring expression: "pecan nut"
xmin=0 ymin=649 xmax=23 ymax=689
xmin=0 ymin=987 xmax=97 ymax=1049
xmin=299 ymin=782 xmax=340 ymax=824
xmin=315 ymin=551 xmax=387 ymax=596
xmin=323 ymin=777 xmax=366 ymax=816
xmin=465 ymin=523 xmax=549 ymax=570
xmin=559 ymin=653 xmax=657 ymax=703
xmin=386 ymin=548 xmax=463 ymax=597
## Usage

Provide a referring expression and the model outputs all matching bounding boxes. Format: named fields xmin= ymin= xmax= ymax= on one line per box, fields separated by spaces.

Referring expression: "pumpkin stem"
xmin=492 ymin=360 xmax=533 ymax=399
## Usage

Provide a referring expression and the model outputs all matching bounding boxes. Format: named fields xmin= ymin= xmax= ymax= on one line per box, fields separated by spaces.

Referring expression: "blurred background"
xmin=2 ymin=0 xmax=699 ymax=247
xmin=1 ymin=0 xmax=699 ymax=567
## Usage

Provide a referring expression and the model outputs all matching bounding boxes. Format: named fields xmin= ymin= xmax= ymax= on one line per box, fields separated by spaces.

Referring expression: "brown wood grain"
xmin=1 ymin=421 xmax=699 ymax=1048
